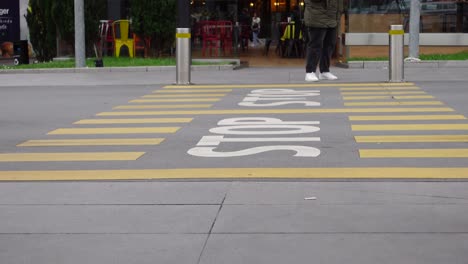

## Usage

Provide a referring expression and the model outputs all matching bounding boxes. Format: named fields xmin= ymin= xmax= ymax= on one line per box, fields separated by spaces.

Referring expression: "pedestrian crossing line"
xmin=164 ymin=83 xmax=416 ymax=89
xmin=48 ymin=127 xmax=180 ymax=135
xmin=129 ymin=98 xmax=221 ymax=103
xmin=74 ymin=118 xmax=193 ymax=124
xmin=352 ymin=124 xmax=468 ymax=131
xmin=142 ymin=94 xmax=226 ymax=98
xmin=96 ymin=107 xmax=454 ymax=116
xmin=359 ymin=149 xmax=468 ymax=158
xmin=153 ymin=89 xmax=233 ymax=93
xmin=340 ymin=87 xmax=420 ymax=91
xmin=113 ymin=104 xmax=213 ymax=109
xmin=355 ymin=135 xmax=468 ymax=143
xmin=1 ymin=167 xmax=467 ymax=181
xmin=344 ymin=101 xmax=444 ymax=106
xmin=343 ymin=95 xmax=434 ymax=100
xmin=0 ymin=152 xmax=145 ymax=162
xmin=17 ymin=138 xmax=165 ymax=147
xmin=349 ymin=115 xmax=467 ymax=121
xmin=341 ymin=91 xmax=427 ymax=95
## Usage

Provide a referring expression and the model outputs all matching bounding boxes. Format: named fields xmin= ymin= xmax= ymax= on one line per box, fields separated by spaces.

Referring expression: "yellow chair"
xmin=113 ymin=20 xmax=134 ymax=58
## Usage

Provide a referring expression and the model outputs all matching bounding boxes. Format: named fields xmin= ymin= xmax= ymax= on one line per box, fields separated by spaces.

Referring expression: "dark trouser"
xmin=305 ymin=27 xmax=337 ymax=73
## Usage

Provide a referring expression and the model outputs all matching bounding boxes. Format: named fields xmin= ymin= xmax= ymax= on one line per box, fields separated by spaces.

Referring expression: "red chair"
xmin=133 ymin=34 xmax=151 ymax=57
xmin=98 ymin=20 xmax=114 ymax=56
xmin=201 ymin=21 xmax=221 ymax=57
xmin=217 ymin=20 xmax=233 ymax=56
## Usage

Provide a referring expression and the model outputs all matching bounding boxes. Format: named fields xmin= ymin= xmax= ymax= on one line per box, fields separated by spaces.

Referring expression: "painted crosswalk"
xmin=2 ymin=82 xmax=468 ymax=181
xmin=2 ymin=85 xmax=229 ymax=167
xmin=0 ymin=152 xmax=145 ymax=162
xmin=0 ymin=168 xmax=467 ymax=181
xmin=74 ymin=118 xmax=193 ymax=124
xmin=17 ymin=138 xmax=165 ymax=147
xmin=349 ymin=115 xmax=466 ymax=121
xmin=340 ymin=86 xmax=468 ymax=160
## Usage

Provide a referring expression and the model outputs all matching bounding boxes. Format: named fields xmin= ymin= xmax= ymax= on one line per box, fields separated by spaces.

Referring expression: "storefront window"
xmin=348 ymin=0 xmax=468 ymax=33
xmin=191 ymin=0 xmax=240 ymax=58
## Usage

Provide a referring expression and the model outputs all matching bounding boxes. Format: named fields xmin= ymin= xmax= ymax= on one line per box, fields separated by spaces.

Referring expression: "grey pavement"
xmin=1 ymin=64 xmax=468 ymax=86
xmin=1 ymin=66 xmax=468 ymax=264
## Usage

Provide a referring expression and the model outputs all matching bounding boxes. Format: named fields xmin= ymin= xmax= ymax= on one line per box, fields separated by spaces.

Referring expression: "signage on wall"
xmin=0 ymin=1 xmax=20 ymax=42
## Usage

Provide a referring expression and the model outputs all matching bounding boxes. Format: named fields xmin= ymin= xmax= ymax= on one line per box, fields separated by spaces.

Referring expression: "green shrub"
xmin=130 ymin=0 xmax=176 ymax=56
xmin=26 ymin=0 xmax=57 ymax=62
xmin=26 ymin=0 xmax=106 ymax=61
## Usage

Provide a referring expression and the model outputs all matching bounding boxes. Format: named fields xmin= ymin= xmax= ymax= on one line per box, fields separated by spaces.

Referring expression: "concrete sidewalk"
xmin=1 ymin=65 xmax=468 ymax=87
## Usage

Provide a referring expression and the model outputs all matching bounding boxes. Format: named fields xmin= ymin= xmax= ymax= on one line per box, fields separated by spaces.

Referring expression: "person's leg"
xmin=319 ymin=27 xmax=337 ymax=73
xmin=253 ymin=32 xmax=259 ymax=46
xmin=305 ymin=27 xmax=326 ymax=73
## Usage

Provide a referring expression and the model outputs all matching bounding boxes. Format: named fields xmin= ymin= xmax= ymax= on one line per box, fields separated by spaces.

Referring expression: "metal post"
xmin=176 ymin=28 xmax=191 ymax=84
xmin=389 ymin=25 xmax=404 ymax=83
xmin=408 ymin=0 xmax=421 ymax=60
xmin=176 ymin=0 xmax=191 ymax=84
xmin=74 ymin=0 xmax=86 ymax=68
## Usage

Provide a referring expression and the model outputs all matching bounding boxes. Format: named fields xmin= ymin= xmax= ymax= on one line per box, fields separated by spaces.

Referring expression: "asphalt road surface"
xmin=1 ymin=68 xmax=467 ymax=264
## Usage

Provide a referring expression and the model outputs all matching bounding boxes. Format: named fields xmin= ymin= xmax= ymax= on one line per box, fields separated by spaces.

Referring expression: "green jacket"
xmin=304 ymin=0 xmax=344 ymax=28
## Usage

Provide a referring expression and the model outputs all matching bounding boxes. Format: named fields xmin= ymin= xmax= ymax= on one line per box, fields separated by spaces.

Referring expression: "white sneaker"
xmin=305 ymin=72 xmax=319 ymax=82
xmin=319 ymin=72 xmax=338 ymax=80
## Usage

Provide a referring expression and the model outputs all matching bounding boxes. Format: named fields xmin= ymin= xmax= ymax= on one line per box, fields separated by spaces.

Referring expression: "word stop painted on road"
xmin=188 ymin=117 xmax=321 ymax=157
xmin=239 ymin=89 xmax=320 ymax=107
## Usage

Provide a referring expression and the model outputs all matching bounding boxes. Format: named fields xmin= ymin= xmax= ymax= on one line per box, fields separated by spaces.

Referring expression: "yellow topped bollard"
xmin=389 ymin=25 xmax=405 ymax=83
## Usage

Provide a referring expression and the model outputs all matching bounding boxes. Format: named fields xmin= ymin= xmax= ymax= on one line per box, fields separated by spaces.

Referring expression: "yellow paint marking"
xmin=360 ymin=149 xmax=468 ymax=158
xmin=17 ymin=138 xmax=164 ymax=147
xmin=341 ymin=91 xmax=426 ymax=95
xmin=343 ymin=95 xmax=434 ymax=100
xmin=48 ymin=127 xmax=180 ymax=134
xmin=340 ymin=87 xmax=420 ymax=91
xmin=164 ymin=83 xmax=415 ymax=89
xmin=130 ymin=98 xmax=220 ymax=103
xmin=352 ymin=124 xmax=468 ymax=131
xmin=349 ymin=115 xmax=466 ymax=121
xmin=0 ymin=168 xmax=467 ymax=181
xmin=142 ymin=94 xmax=226 ymax=98
xmin=344 ymin=101 xmax=443 ymax=106
xmin=154 ymin=89 xmax=232 ymax=93
xmin=96 ymin=108 xmax=454 ymax=116
xmin=74 ymin=118 xmax=192 ymax=124
xmin=355 ymin=135 xmax=468 ymax=143
xmin=0 ymin=152 xmax=145 ymax=162
xmin=113 ymin=104 xmax=213 ymax=109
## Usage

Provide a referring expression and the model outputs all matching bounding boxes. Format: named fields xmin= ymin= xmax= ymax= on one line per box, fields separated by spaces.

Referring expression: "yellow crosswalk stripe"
xmin=130 ymin=98 xmax=220 ymax=103
xmin=345 ymin=101 xmax=443 ymax=106
xmin=17 ymin=138 xmax=165 ymax=147
xmin=355 ymin=135 xmax=468 ymax=143
xmin=340 ymin=87 xmax=420 ymax=91
xmin=343 ymin=95 xmax=434 ymax=100
xmin=360 ymin=149 xmax=468 ymax=158
xmin=341 ymin=91 xmax=426 ymax=95
xmin=0 ymin=167 xmax=467 ymax=181
xmin=0 ymin=152 xmax=145 ymax=162
xmin=142 ymin=94 xmax=226 ymax=98
xmin=74 ymin=118 xmax=192 ymax=124
xmin=48 ymin=127 xmax=180 ymax=134
xmin=349 ymin=115 xmax=466 ymax=121
xmin=352 ymin=124 xmax=468 ymax=131
xmin=154 ymin=89 xmax=233 ymax=93
xmin=113 ymin=104 xmax=212 ymax=109
xmin=96 ymin=107 xmax=454 ymax=116
xmin=164 ymin=83 xmax=416 ymax=89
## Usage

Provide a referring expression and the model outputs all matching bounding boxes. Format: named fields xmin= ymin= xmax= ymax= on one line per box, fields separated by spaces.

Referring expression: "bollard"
xmin=389 ymin=25 xmax=404 ymax=82
xmin=176 ymin=28 xmax=191 ymax=84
